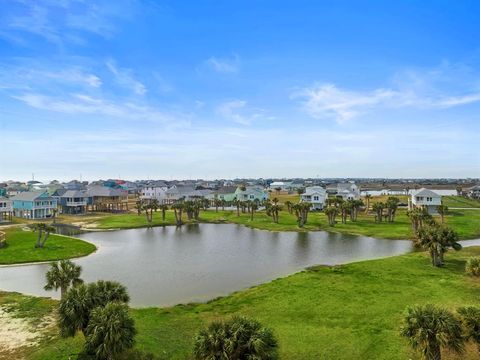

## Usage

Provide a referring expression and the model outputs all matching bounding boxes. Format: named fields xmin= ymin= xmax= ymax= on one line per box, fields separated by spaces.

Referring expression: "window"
xmin=313 ymin=196 xmax=319 ymax=201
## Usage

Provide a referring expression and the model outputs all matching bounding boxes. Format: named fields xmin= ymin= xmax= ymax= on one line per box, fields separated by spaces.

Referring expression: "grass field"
xmin=4 ymin=246 xmax=479 ymax=360
xmin=86 ymin=207 xmax=480 ymax=240
xmin=0 ymin=227 xmax=96 ymax=265
xmin=443 ymin=196 xmax=480 ymax=208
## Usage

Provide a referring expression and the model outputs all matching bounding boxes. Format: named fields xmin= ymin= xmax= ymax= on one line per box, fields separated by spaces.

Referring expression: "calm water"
xmin=0 ymin=224 xmax=413 ymax=307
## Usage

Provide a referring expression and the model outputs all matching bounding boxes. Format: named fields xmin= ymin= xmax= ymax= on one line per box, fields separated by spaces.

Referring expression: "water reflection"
xmin=0 ymin=224 xmax=413 ymax=307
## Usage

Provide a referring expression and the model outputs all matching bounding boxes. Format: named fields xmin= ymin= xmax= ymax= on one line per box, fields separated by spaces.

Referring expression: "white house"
xmin=300 ymin=186 xmax=327 ymax=210
xmin=466 ymin=185 xmax=480 ymax=199
xmin=141 ymin=182 xmax=168 ymax=202
xmin=336 ymin=182 xmax=360 ymax=200
xmin=269 ymin=181 xmax=292 ymax=191
xmin=411 ymin=188 xmax=442 ymax=214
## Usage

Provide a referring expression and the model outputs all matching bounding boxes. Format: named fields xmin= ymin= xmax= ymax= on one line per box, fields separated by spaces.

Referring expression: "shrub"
xmin=466 ymin=257 xmax=480 ymax=276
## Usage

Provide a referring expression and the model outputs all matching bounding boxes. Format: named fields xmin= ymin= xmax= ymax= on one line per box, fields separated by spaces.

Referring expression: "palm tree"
xmin=284 ymin=200 xmax=293 ymax=214
xmin=58 ymin=280 xmax=130 ymax=337
xmin=44 ymin=260 xmax=83 ymax=299
xmin=386 ymin=197 xmax=400 ymax=222
xmin=372 ymin=202 xmax=385 ymax=223
xmin=29 ymin=223 xmax=56 ymax=248
xmin=416 ymin=225 xmax=461 ymax=267
xmin=457 ymin=306 xmax=480 ymax=354
xmin=437 ymin=204 xmax=448 ymax=224
xmin=401 ymin=304 xmax=464 ymax=360
xmin=248 ymin=201 xmax=259 ymax=221
xmin=134 ymin=199 xmax=143 ymax=216
xmin=364 ymin=194 xmax=372 ymax=214
xmin=171 ymin=202 xmax=184 ymax=226
xmin=407 ymin=207 xmax=432 ymax=233
xmin=292 ymin=202 xmax=311 ymax=228
xmin=85 ymin=302 xmax=136 ymax=360
xmin=324 ymin=207 xmax=338 ymax=226
xmin=159 ymin=203 xmax=168 ymax=221
xmin=193 ymin=316 xmax=278 ymax=360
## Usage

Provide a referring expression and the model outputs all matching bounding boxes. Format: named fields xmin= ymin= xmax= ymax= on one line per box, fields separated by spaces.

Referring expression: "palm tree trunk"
xmin=61 ymin=285 xmax=67 ymax=299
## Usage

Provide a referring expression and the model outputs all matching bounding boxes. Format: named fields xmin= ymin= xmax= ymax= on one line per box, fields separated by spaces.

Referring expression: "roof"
xmin=337 ymin=183 xmax=356 ymax=191
xmin=166 ymin=186 xmax=195 ymax=195
xmin=215 ymin=186 xmax=238 ymax=194
xmin=86 ymin=186 xmax=126 ymax=197
xmin=304 ymin=186 xmax=326 ymax=195
xmin=11 ymin=191 xmax=51 ymax=202
xmin=61 ymin=190 xmax=88 ymax=198
xmin=413 ymin=188 xmax=442 ymax=197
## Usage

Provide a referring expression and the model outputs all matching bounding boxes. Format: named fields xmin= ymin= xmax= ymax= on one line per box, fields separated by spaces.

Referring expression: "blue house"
xmin=11 ymin=191 xmax=57 ymax=219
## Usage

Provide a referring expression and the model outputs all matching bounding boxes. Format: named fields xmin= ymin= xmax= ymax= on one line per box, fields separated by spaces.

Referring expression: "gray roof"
xmin=11 ymin=191 xmax=51 ymax=201
xmin=215 ymin=186 xmax=238 ymax=194
xmin=166 ymin=186 xmax=195 ymax=195
xmin=86 ymin=186 xmax=126 ymax=197
xmin=61 ymin=190 xmax=88 ymax=198
xmin=414 ymin=188 xmax=441 ymax=197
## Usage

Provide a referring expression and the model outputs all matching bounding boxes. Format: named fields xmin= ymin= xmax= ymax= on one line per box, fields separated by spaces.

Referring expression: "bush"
xmin=465 ymin=257 xmax=480 ymax=276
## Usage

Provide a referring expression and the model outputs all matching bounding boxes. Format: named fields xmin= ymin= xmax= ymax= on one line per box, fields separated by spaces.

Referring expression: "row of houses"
xmin=0 ymin=186 xmax=130 ymax=220
xmin=141 ymin=184 xmax=269 ymax=204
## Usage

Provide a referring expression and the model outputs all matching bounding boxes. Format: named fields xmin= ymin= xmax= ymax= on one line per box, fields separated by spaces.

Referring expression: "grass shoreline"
xmin=4 ymin=246 xmax=480 ymax=359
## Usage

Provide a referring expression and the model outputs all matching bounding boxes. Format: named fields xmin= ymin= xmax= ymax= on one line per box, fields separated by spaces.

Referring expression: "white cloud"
xmin=13 ymin=92 xmax=184 ymax=125
xmin=216 ymin=100 xmax=249 ymax=125
xmin=106 ymin=60 xmax=147 ymax=95
xmin=293 ymin=84 xmax=395 ymax=123
xmin=295 ymin=67 xmax=480 ymax=124
xmin=205 ymin=55 xmax=239 ymax=73
xmin=0 ymin=0 xmax=137 ymax=45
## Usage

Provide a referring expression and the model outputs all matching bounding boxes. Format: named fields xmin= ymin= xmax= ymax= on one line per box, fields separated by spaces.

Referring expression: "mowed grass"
xmin=89 ymin=207 xmax=480 ymax=240
xmin=16 ymin=247 xmax=480 ymax=360
xmin=0 ymin=227 xmax=96 ymax=265
xmin=443 ymin=196 xmax=480 ymax=208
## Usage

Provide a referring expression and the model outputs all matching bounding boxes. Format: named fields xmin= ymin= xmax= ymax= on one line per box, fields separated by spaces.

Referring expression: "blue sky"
xmin=1 ymin=0 xmax=479 ymax=181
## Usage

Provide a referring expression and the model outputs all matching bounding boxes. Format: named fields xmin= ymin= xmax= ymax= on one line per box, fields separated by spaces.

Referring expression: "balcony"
xmin=66 ymin=201 xmax=87 ymax=206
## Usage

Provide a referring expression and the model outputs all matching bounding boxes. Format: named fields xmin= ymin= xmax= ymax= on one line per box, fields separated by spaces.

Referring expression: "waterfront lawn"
xmin=0 ymin=227 xmax=96 ymax=265
xmin=443 ymin=196 xmax=480 ymax=208
xmin=14 ymin=246 xmax=480 ymax=360
xmin=89 ymin=207 xmax=480 ymax=240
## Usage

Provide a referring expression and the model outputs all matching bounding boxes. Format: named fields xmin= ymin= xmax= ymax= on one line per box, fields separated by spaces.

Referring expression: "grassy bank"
xmin=86 ymin=207 xmax=480 ymax=240
xmin=443 ymin=196 xmax=480 ymax=208
xmin=0 ymin=227 xmax=96 ymax=265
xmin=5 ymin=246 xmax=479 ymax=359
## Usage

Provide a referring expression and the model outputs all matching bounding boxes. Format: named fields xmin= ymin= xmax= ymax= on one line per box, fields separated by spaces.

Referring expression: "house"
xmin=214 ymin=186 xmax=238 ymax=202
xmin=269 ymin=181 xmax=292 ymax=192
xmin=59 ymin=190 xmax=89 ymax=215
xmin=300 ymin=186 xmax=327 ymax=210
xmin=184 ymin=189 xmax=215 ymax=201
xmin=165 ymin=185 xmax=195 ymax=203
xmin=411 ymin=188 xmax=442 ymax=214
xmin=141 ymin=182 xmax=168 ymax=202
xmin=11 ymin=191 xmax=57 ymax=219
xmin=0 ymin=196 xmax=13 ymax=221
xmin=336 ymin=182 xmax=360 ymax=201
xmin=466 ymin=185 xmax=480 ymax=199
xmin=86 ymin=186 xmax=129 ymax=212
xmin=235 ymin=186 xmax=268 ymax=202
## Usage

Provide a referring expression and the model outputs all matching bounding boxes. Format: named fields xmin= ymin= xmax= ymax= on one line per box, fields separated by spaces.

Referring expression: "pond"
xmin=0 ymin=224 xmax=414 ymax=307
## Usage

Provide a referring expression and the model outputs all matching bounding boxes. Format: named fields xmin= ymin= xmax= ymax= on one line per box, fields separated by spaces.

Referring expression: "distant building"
xmin=335 ymin=182 xmax=360 ymax=201
xmin=301 ymin=186 xmax=327 ymax=210
xmin=214 ymin=186 xmax=238 ymax=202
xmin=0 ymin=196 xmax=13 ymax=221
xmin=86 ymin=186 xmax=129 ymax=212
xmin=466 ymin=185 xmax=480 ymax=199
xmin=235 ymin=186 xmax=268 ymax=202
xmin=59 ymin=190 xmax=89 ymax=215
xmin=269 ymin=181 xmax=292 ymax=191
xmin=12 ymin=191 xmax=57 ymax=219
xmin=411 ymin=188 xmax=442 ymax=214
xmin=141 ymin=182 xmax=168 ymax=202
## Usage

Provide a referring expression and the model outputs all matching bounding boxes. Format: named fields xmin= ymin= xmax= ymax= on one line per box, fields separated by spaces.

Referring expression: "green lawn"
xmin=88 ymin=208 xmax=480 ymax=240
xmin=443 ymin=196 xmax=480 ymax=208
xmin=7 ymin=246 xmax=480 ymax=360
xmin=0 ymin=227 xmax=96 ymax=265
